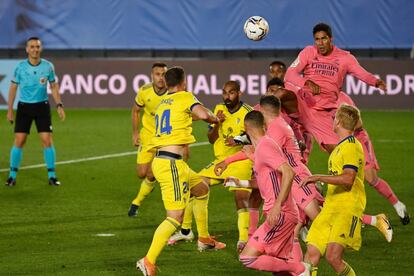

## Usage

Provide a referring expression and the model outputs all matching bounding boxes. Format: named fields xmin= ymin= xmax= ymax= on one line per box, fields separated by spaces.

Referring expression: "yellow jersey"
xmin=134 ymin=83 xmax=167 ymax=139
xmin=211 ymin=102 xmax=253 ymax=160
xmin=150 ymin=91 xmax=201 ymax=148
xmin=325 ymin=135 xmax=366 ymax=215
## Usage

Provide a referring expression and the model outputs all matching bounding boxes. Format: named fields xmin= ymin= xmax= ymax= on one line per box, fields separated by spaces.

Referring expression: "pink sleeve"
xmin=291 ymin=122 xmax=304 ymax=142
xmin=224 ymin=151 xmax=248 ymax=164
xmin=346 ymin=54 xmax=378 ymax=86
xmin=261 ymin=140 xmax=285 ymax=170
xmin=284 ymin=46 xmax=312 ymax=88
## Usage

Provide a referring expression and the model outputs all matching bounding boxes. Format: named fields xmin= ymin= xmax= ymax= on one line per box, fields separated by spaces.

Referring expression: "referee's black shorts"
xmin=15 ymin=101 xmax=52 ymax=134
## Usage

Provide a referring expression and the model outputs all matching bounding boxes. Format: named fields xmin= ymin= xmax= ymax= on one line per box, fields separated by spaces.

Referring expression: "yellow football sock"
xmin=193 ymin=193 xmax=209 ymax=238
xmin=337 ymin=261 xmax=356 ymax=276
xmin=181 ymin=197 xmax=194 ymax=230
xmin=237 ymin=208 xmax=250 ymax=242
xmin=146 ymin=217 xmax=180 ymax=264
xmin=311 ymin=266 xmax=318 ymax=276
xmin=132 ymin=178 xmax=156 ymax=206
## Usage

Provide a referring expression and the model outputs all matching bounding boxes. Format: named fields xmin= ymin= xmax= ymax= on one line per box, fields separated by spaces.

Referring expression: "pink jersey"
xmin=267 ymin=116 xmax=307 ymax=173
xmin=254 ymin=136 xmax=298 ymax=222
xmin=337 ymin=91 xmax=356 ymax=107
xmin=285 ymin=45 xmax=378 ymax=110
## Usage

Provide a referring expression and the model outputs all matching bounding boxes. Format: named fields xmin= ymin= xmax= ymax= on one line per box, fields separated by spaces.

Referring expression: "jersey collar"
xmin=227 ymin=101 xmax=243 ymax=114
xmin=337 ymin=134 xmax=354 ymax=145
xmin=27 ymin=58 xmax=42 ymax=67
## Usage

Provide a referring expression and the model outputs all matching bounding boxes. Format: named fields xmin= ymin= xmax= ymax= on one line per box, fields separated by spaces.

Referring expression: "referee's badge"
xmin=40 ymin=77 xmax=47 ymax=85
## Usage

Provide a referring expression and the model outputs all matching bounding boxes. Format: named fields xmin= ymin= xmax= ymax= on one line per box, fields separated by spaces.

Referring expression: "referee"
xmin=6 ymin=37 xmax=65 ymax=186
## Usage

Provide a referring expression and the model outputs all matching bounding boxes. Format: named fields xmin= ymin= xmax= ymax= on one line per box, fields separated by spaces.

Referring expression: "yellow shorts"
xmin=152 ymin=156 xmax=202 ymax=211
xmin=136 ymin=133 xmax=156 ymax=164
xmin=198 ymin=159 xmax=253 ymax=192
xmin=306 ymin=209 xmax=362 ymax=255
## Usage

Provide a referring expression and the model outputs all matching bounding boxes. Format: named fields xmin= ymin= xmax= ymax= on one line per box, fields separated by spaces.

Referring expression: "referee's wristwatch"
xmin=56 ymin=103 xmax=64 ymax=108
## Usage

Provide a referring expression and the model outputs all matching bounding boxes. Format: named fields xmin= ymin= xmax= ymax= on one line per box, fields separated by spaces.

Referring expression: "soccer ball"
xmin=243 ymin=16 xmax=269 ymax=41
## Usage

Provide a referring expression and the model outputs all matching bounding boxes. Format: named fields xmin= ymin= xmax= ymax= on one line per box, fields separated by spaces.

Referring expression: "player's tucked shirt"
xmin=285 ymin=45 xmax=378 ymax=110
xmin=254 ymin=135 xmax=298 ymax=222
xmin=211 ymin=102 xmax=252 ymax=160
xmin=134 ymin=83 xmax=168 ymax=141
xmin=12 ymin=58 xmax=56 ymax=103
xmin=325 ymin=135 xmax=366 ymax=215
xmin=150 ymin=91 xmax=201 ymax=148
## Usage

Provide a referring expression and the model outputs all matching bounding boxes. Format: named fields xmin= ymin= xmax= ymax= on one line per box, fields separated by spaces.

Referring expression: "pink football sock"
xmin=371 ymin=178 xmax=399 ymax=205
xmin=248 ymin=208 xmax=260 ymax=238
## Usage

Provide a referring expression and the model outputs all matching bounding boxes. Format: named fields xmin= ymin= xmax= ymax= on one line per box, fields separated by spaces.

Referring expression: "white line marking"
xmin=95 ymin=233 xmax=115 ymax=237
xmin=0 ymin=141 xmax=210 ymax=172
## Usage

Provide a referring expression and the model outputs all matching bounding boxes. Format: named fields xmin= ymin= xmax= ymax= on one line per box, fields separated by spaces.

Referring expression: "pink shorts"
xmin=291 ymin=165 xmax=324 ymax=213
xmin=355 ymin=129 xmax=380 ymax=170
xmin=248 ymin=213 xmax=297 ymax=259
xmin=297 ymin=92 xmax=338 ymax=148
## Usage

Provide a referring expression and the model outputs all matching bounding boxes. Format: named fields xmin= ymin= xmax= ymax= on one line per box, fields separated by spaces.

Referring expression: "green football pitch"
xmin=0 ymin=109 xmax=413 ymax=275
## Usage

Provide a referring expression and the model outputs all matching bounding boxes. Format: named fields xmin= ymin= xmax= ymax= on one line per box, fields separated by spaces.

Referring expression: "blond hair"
xmin=336 ymin=104 xmax=360 ymax=131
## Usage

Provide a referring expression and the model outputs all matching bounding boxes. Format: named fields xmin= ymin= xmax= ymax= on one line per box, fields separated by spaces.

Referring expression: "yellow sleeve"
xmin=135 ymin=87 xmax=145 ymax=107
xmin=183 ymin=92 xmax=202 ymax=112
xmin=341 ymin=142 xmax=361 ymax=172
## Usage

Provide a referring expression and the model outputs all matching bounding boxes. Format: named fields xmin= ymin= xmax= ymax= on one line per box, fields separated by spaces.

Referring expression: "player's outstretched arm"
xmin=301 ymin=168 xmax=356 ymax=190
xmin=50 ymin=82 xmax=65 ymax=121
xmin=191 ymin=104 xmax=218 ymax=124
xmin=7 ymin=82 xmax=18 ymax=123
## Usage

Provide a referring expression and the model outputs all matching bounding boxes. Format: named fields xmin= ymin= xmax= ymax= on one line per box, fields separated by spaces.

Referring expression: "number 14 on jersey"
xmin=155 ymin=109 xmax=172 ymax=135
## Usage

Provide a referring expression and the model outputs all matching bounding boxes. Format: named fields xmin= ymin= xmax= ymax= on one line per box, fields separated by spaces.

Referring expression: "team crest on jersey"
xmin=39 ymin=77 xmax=47 ymax=85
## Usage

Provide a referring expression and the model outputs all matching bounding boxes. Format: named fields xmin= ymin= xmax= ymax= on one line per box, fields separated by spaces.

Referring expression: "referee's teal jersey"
xmin=12 ymin=59 xmax=56 ymax=103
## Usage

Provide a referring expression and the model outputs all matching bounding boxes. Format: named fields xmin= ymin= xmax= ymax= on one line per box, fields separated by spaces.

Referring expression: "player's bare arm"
xmin=7 ymin=82 xmax=18 ymax=123
xmin=207 ymin=110 xmax=225 ymax=143
xmin=131 ymin=104 xmax=142 ymax=146
xmin=50 ymin=82 xmax=65 ymax=121
xmin=301 ymin=168 xmax=357 ymax=190
xmin=191 ymin=104 xmax=219 ymax=124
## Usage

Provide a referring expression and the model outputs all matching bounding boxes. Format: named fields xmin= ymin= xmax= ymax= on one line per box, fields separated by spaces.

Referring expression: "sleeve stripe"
xmin=190 ymin=102 xmax=201 ymax=111
xmin=135 ymin=101 xmax=144 ymax=107
xmin=11 ymin=80 xmax=18 ymax=84
xmin=343 ymin=164 xmax=358 ymax=172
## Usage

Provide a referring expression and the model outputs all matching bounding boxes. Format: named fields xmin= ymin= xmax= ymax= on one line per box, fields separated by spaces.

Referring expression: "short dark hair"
xmin=269 ymin=61 xmax=287 ymax=72
xmin=266 ymin=77 xmax=285 ymax=89
xmin=26 ymin=37 xmax=41 ymax=44
xmin=152 ymin=62 xmax=167 ymax=70
xmin=165 ymin=66 xmax=185 ymax=87
xmin=244 ymin=110 xmax=265 ymax=128
xmin=313 ymin=23 xmax=332 ymax=37
xmin=259 ymin=95 xmax=281 ymax=113
xmin=224 ymin=80 xmax=240 ymax=91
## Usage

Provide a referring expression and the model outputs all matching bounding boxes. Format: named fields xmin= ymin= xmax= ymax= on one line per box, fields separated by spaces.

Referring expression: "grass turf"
xmin=0 ymin=109 xmax=413 ymax=275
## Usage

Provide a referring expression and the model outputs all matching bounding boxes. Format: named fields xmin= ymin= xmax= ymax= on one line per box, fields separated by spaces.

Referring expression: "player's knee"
xmin=325 ymin=251 xmax=342 ymax=268
xmin=235 ymin=191 xmax=250 ymax=209
xmin=40 ymin=137 xmax=53 ymax=147
xmin=14 ymin=138 xmax=26 ymax=147
xmin=136 ymin=165 xmax=148 ymax=178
